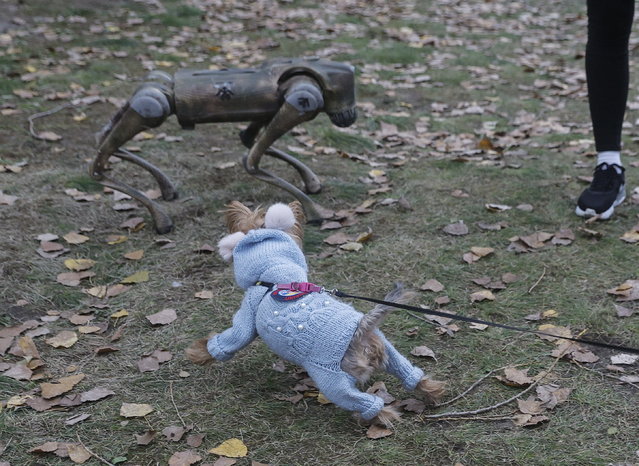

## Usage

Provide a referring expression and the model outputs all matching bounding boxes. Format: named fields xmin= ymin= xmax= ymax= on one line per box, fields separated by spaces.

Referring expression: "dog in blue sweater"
xmin=186 ymin=201 xmax=445 ymax=427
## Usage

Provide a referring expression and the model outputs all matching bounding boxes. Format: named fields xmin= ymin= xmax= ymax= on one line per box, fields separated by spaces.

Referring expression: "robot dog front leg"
xmin=243 ymin=76 xmax=332 ymax=222
xmin=90 ymin=72 xmax=178 ymax=233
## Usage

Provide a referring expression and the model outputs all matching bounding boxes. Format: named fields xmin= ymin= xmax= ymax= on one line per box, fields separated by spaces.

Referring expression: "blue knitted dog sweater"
xmin=207 ymin=228 xmax=424 ymax=420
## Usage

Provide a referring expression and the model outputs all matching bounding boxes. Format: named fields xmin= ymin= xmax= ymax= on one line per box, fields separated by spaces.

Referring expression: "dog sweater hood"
xmin=231 ymin=229 xmax=308 ymax=290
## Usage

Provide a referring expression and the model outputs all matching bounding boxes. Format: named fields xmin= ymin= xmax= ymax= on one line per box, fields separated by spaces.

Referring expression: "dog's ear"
xmin=218 ymin=231 xmax=246 ymax=262
xmin=224 ymin=201 xmax=264 ymax=233
xmin=287 ymin=201 xmax=305 ymax=248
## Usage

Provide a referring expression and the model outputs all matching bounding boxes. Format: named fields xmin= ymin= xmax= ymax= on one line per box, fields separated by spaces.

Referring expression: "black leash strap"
xmin=332 ymin=290 xmax=639 ymax=355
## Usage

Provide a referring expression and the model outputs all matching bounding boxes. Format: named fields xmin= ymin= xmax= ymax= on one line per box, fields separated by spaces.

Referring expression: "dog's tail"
xmin=352 ymin=283 xmax=415 ymax=341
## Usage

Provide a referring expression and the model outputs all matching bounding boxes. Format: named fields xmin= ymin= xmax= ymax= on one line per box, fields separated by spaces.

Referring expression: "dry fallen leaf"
xmin=195 ymin=290 xmax=213 ymax=299
xmin=168 ymin=450 xmax=202 ymax=466
xmin=146 ymin=308 xmax=178 ymax=326
xmin=366 ymin=424 xmax=393 ymax=439
xmin=120 ymin=270 xmax=149 ymax=284
xmin=209 ymin=438 xmax=248 ymax=458
xmin=45 ymin=330 xmax=78 ymax=348
xmin=123 ymin=249 xmax=144 ymax=260
xmin=64 ymin=259 xmax=96 ymax=271
xmin=410 ymin=345 xmax=436 ymax=359
xmin=40 ymin=374 xmax=85 ymax=399
xmin=420 ymin=279 xmax=444 ymax=292
xmin=63 ymin=232 xmax=90 ymax=245
xmin=470 ymin=290 xmax=495 ymax=302
xmin=120 ymin=402 xmax=154 ymax=417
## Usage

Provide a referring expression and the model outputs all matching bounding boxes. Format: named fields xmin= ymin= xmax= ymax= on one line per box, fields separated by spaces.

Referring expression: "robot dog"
xmin=90 ymin=58 xmax=357 ymax=233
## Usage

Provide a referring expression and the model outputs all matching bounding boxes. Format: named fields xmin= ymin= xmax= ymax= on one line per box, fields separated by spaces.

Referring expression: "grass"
xmin=0 ymin=0 xmax=638 ymax=464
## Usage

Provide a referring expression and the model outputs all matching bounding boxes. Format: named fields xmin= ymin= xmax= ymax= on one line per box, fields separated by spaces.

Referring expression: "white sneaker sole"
xmin=575 ymin=185 xmax=626 ymax=220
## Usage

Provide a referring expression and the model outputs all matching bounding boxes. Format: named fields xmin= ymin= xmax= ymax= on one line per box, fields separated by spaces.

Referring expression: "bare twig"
xmin=406 ymin=311 xmax=441 ymax=327
xmin=421 ymin=356 xmax=562 ymax=420
xmin=572 ymin=362 xmax=639 ymax=390
xmin=28 ymin=103 xmax=73 ymax=139
xmin=435 ymin=365 xmax=521 ymax=407
xmin=76 ymin=435 xmax=114 ymax=466
xmin=527 ymin=266 xmax=546 ymax=294
xmin=424 ymin=414 xmax=516 ymax=422
xmin=169 ymin=380 xmax=187 ymax=427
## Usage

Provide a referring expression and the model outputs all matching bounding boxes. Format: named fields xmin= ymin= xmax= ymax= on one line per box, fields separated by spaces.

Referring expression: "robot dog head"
xmin=274 ymin=58 xmax=358 ymax=128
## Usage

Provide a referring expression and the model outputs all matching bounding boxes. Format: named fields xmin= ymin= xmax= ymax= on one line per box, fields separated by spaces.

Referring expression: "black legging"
xmin=586 ymin=0 xmax=635 ymax=152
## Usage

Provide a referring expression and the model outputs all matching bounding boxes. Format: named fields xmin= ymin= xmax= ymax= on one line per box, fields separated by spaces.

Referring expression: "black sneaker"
xmin=575 ymin=163 xmax=625 ymax=219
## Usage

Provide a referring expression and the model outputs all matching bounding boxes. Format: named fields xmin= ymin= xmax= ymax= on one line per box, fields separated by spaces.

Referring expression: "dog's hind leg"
xmin=376 ymin=331 xmax=446 ymax=405
xmin=305 ymin=363 xmax=394 ymax=425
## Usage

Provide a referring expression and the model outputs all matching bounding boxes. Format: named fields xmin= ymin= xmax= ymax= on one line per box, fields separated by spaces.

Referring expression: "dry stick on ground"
xmin=76 ymin=435 xmax=115 ymax=466
xmin=27 ymin=103 xmax=74 ymax=139
xmin=573 ymin=361 xmax=639 ymax=390
xmin=421 ymin=355 xmax=562 ymax=421
xmin=434 ymin=365 xmax=526 ymax=408
xmin=169 ymin=380 xmax=188 ymax=427
xmin=527 ymin=266 xmax=546 ymax=294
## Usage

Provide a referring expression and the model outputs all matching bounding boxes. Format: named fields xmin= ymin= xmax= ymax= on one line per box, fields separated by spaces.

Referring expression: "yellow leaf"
xmin=72 ymin=112 xmax=87 ymax=122
xmin=7 ymin=394 xmax=32 ymax=408
xmin=110 ymin=309 xmax=129 ymax=319
xmin=121 ymin=270 xmax=149 ymax=284
xmin=542 ymin=309 xmax=558 ymax=318
xmin=339 ymin=242 xmax=363 ymax=252
xmin=107 ymin=235 xmax=128 ymax=245
xmin=64 ymin=258 xmax=96 ymax=271
xmin=45 ymin=331 xmax=78 ymax=348
xmin=63 ymin=232 xmax=90 ymax=244
xmin=86 ymin=285 xmax=107 ymax=298
xmin=124 ymin=249 xmax=144 ymax=260
xmin=208 ymin=438 xmax=248 ymax=458
xmin=120 ymin=402 xmax=154 ymax=418
xmin=369 ymin=169 xmax=386 ymax=178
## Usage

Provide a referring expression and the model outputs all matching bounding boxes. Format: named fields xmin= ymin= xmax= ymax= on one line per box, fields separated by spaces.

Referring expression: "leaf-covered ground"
xmin=1 ymin=0 xmax=638 ymax=464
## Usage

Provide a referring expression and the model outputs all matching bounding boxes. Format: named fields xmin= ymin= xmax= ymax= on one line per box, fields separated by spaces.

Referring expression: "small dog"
xmin=186 ymin=201 xmax=445 ymax=427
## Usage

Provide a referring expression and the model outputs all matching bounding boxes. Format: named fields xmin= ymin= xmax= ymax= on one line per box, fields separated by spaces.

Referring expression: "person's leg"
xmin=576 ymin=0 xmax=634 ymax=218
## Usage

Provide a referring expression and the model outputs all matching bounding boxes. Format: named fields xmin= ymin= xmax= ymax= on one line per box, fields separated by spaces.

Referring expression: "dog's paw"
xmin=414 ymin=376 xmax=446 ymax=406
xmin=370 ymin=406 xmax=402 ymax=429
xmin=185 ymin=337 xmax=216 ymax=365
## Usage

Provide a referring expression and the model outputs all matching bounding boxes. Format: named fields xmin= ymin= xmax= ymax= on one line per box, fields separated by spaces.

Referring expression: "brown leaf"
xmin=123 ymin=249 xmax=144 ymax=260
xmin=40 ymin=374 xmax=85 ymax=399
xmin=37 ymin=131 xmax=63 ymax=142
xmin=146 ymin=308 xmax=177 ymax=326
xmin=186 ymin=433 xmax=205 ymax=448
xmin=512 ymin=413 xmax=549 ymax=427
xmin=498 ymin=367 xmax=534 ymax=387
xmin=162 ymin=425 xmax=186 ymax=442
xmin=323 ymin=231 xmax=352 ymax=245
xmin=366 ymin=424 xmax=393 ymax=439
xmin=396 ymin=398 xmax=425 ymax=413
xmin=57 ymin=271 xmax=95 ymax=287
xmin=420 ymin=279 xmax=444 ymax=292
xmin=410 ymin=346 xmax=436 ymax=359
xmin=195 ymin=290 xmax=214 ymax=299
xmin=45 ymin=330 xmax=78 ymax=348
xmin=517 ymin=397 xmax=545 ymax=415
xmin=137 ymin=356 xmax=160 ymax=372
xmin=536 ymin=385 xmax=572 ymax=409
xmin=168 ymin=450 xmax=202 ymax=466
xmin=614 ymin=304 xmax=634 ymax=318
xmin=80 ymin=387 xmax=115 ymax=403
xmin=68 ymin=443 xmax=92 ymax=463
xmin=3 ymin=364 xmax=33 ymax=381
xmin=135 ymin=430 xmax=156 ymax=445
xmin=442 ymin=221 xmax=469 ymax=236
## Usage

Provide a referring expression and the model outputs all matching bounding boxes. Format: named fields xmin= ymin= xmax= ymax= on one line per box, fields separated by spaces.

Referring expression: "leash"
xmin=254 ymin=281 xmax=639 ymax=355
